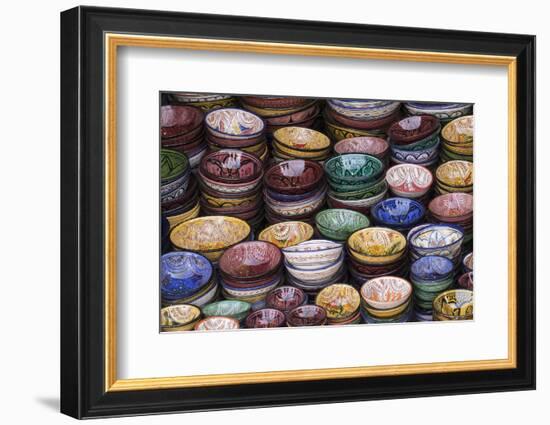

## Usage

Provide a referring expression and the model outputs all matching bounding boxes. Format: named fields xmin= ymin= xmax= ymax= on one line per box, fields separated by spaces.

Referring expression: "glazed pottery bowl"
xmin=264 ymin=102 xmax=319 ymax=124
xmin=371 ymin=197 xmax=426 ymax=228
xmin=360 ymin=276 xmax=412 ymax=310
xmin=264 ymin=185 xmax=326 ymax=217
xmin=433 ymin=289 xmax=474 ymax=320
xmin=273 ymin=126 xmax=330 ymax=152
xmin=219 ymin=241 xmax=282 ymax=280
xmin=205 ymin=108 xmax=265 ymax=140
xmin=265 ymin=286 xmax=306 ymax=312
xmin=428 ymin=193 xmax=474 ymax=222
xmin=404 ymin=102 xmax=473 ymax=122
xmin=194 ymin=316 xmax=240 ymax=331
xmin=315 ymin=209 xmax=370 ymax=241
xmin=198 ymin=169 xmax=263 ymax=194
xmin=221 ymin=272 xmax=283 ymax=297
xmin=160 ymin=149 xmax=189 ymax=183
xmin=409 ymin=224 xmax=464 ymax=260
xmin=328 ymin=176 xmax=387 ymax=199
xmin=258 ymin=221 xmax=314 ymax=248
xmin=324 ymin=114 xmax=388 ymax=142
xmin=241 ymin=96 xmax=311 ymax=109
xmin=285 ymin=253 xmax=344 ymax=282
xmin=272 ymin=141 xmax=331 ymax=160
xmin=388 ymin=115 xmax=440 ymax=144
xmin=333 ymin=136 xmax=389 ymax=158
xmin=326 ymin=106 xmax=400 ymax=130
xmin=326 ymin=99 xmax=401 ymax=120
xmin=160 ymin=304 xmax=202 ymax=332
xmin=326 ymin=187 xmax=387 ymax=215
xmin=264 ymin=160 xmax=324 ymax=194
xmin=442 ymin=115 xmax=474 ymax=145
xmin=245 ymin=308 xmax=286 ymax=328
xmin=200 ymin=149 xmax=263 ymax=184
xmin=160 ymin=105 xmax=204 ymax=139
xmin=347 ymin=227 xmax=407 ymax=265
xmin=241 ymin=100 xmax=315 ymax=117
xmin=390 ymin=140 xmax=440 ymax=165
xmin=324 ymin=154 xmax=384 ymax=185
xmin=410 ymin=255 xmax=454 ymax=282
xmin=362 ymin=298 xmax=412 ymax=319
xmin=435 ymin=160 xmax=474 ymax=188
xmin=287 ymin=305 xmax=327 ymax=327
xmin=170 ymin=216 xmax=251 ymax=262
xmin=315 ymin=284 xmax=361 ymax=321
xmin=202 ymin=300 xmax=251 ymax=321
xmin=282 ymin=240 xmax=343 ymax=270
xmin=391 ymin=130 xmax=439 ymax=152
xmin=457 ymin=272 xmax=474 ymax=290
xmin=385 ymin=164 xmax=433 ymax=198
xmin=160 ymin=252 xmax=213 ymax=301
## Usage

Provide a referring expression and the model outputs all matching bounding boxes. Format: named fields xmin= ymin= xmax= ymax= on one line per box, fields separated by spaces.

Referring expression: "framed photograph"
xmin=60 ymin=6 xmax=536 ymax=419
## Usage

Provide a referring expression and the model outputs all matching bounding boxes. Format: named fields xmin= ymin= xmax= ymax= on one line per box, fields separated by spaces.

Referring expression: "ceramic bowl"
xmin=194 ymin=316 xmax=240 ymax=331
xmin=160 ymin=252 xmax=213 ymax=301
xmin=457 ymin=272 xmax=474 ymax=290
xmin=273 ymin=127 xmax=330 ymax=152
xmin=360 ymin=276 xmax=412 ymax=310
xmin=404 ymin=102 xmax=473 ymax=122
xmin=362 ymin=298 xmax=412 ymax=319
xmin=390 ymin=140 xmax=441 ymax=165
xmin=347 ymin=227 xmax=407 ymax=265
xmin=325 ymin=154 xmax=384 ymax=186
xmin=442 ymin=115 xmax=474 ymax=145
xmin=333 ymin=136 xmax=389 ymax=158
xmin=245 ymin=308 xmax=286 ymax=328
xmin=264 ymin=186 xmax=326 ymax=217
xmin=287 ymin=305 xmax=327 ymax=327
xmin=160 ymin=149 xmax=189 ymax=183
xmin=160 ymin=105 xmax=204 ymax=139
xmin=258 ymin=221 xmax=314 ymax=248
xmin=315 ymin=209 xmax=370 ymax=241
xmin=326 ymin=105 xmax=400 ymax=130
xmin=315 ymin=284 xmax=361 ymax=321
xmin=221 ymin=271 xmax=283 ymax=296
xmin=285 ymin=253 xmax=344 ymax=282
xmin=264 ymin=102 xmax=319 ymax=124
xmin=410 ymin=255 xmax=454 ymax=282
xmin=391 ymin=129 xmax=439 ymax=152
xmin=388 ymin=115 xmax=440 ymax=144
xmin=200 ymin=149 xmax=263 ymax=184
xmin=324 ymin=114 xmax=387 ymax=142
xmin=219 ymin=241 xmax=282 ymax=280
xmin=409 ymin=224 xmax=464 ymax=260
xmin=265 ymin=286 xmax=306 ymax=312
xmin=160 ymin=304 xmax=202 ymax=332
xmin=170 ymin=216 xmax=251 ymax=262
xmin=327 ymin=187 xmax=387 ymax=215
xmin=241 ymin=100 xmax=315 ymax=117
xmin=205 ymin=108 xmax=264 ymax=140
xmin=202 ymin=300 xmax=251 ymax=321
xmin=198 ymin=169 xmax=263 ymax=194
xmin=463 ymin=252 xmax=474 ymax=273
xmin=428 ymin=193 xmax=474 ymax=222
xmin=371 ymin=197 xmax=426 ymax=228
xmin=240 ymin=96 xmax=311 ymax=109
xmin=282 ymin=240 xmax=343 ymax=270
xmin=433 ymin=289 xmax=474 ymax=320
xmin=436 ymin=160 xmax=474 ymax=188
xmin=385 ymin=164 xmax=433 ymax=198
xmin=326 ymin=99 xmax=401 ymax=120
xmin=264 ymin=160 xmax=324 ymax=194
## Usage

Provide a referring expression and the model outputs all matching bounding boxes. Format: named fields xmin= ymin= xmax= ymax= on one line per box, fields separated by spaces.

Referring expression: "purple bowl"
xmin=245 ymin=308 xmax=286 ymax=328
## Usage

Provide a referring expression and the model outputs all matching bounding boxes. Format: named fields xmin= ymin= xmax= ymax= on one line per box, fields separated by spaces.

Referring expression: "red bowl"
xmin=428 ymin=192 xmax=473 ymax=220
xmin=265 ymin=286 xmax=306 ymax=312
xmin=264 ymin=160 xmax=324 ymax=194
xmin=240 ymin=96 xmax=312 ymax=109
xmin=206 ymin=132 xmax=266 ymax=148
xmin=388 ymin=115 xmax=440 ymax=144
xmin=160 ymin=105 xmax=204 ymax=139
xmin=326 ymin=106 xmax=401 ymax=130
xmin=264 ymin=102 xmax=319 ymax=125
xmin=457 ymin=272 xmax=474 ymax=290
xmin=219 ymin=241 xmax=282 ymax=280
xmin=287 ymin=305 xmax=327 ymax=327
xmin=200 ymin=150 xmax=263 ymax=184
xmin=245 ymin=308 xmax=286 ymax=328
xmin=334 ymin=136 xmax=390 ymax=157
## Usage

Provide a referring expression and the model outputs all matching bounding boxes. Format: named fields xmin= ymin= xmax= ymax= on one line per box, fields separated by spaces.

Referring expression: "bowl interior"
xmin=201 ymin=150 xmax=262 ymax=182
xmin=264 ymin=160 xmax=324 ymax=192
xmin=334 ymin=137 xmax=389 ymax=155
xmin=385 ymin=164 xmax=433 ymax=193
xmin=316 ymin=209 xmax=370 ymax=233
xmin=435 ymin=160 xmax=474 ymax=187
xmin=348 ymin=227 xmax=407 ymax=257
xmin=372 ymin=198 xmax=425 ymax=226
xmin=360 ymin=277 xmax=412 ymax=307
xmin=258 ymin=221 xmax=314 ymax=248
xmin=428 ymin=192 xmax=474 ymax=218
xmin=410 ymin=256 xmax=454 ymax=281
xmin=273 ymin=127 xmax=330 ymax=151
xmin=160 ymin=252 xmax=213 ymax=298
xmin=409 ymin=225 xmax=464 ymax=250
xmin=205 ymin=108 xmax=264 ymax=137
xmin=325 ymin=154 xmax=384 ymax=182
xmin=219 ymin=241 xmax=282 ymax=279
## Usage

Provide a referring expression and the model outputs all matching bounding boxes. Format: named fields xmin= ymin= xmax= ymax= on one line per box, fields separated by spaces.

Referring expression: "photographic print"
xmin=159 ymin=93 xmax=474 ymax=331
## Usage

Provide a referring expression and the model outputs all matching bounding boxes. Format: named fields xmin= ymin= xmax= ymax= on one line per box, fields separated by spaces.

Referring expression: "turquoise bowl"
xmin=328 ymin=178 xmax=387 ymax=200
xmin=315 ymin=209 xmax=370 ymax=241
xmin=324 ymin=154 xmax=384 ymax=186
xmin=202 ymin=300 xmax=251 ymax=322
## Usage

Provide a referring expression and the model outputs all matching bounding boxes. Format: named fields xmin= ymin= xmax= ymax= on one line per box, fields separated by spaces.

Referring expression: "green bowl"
xmin=393 ymin=130 xmax=440 ymax=152
xmin=328 ymin=178 xmax=387 ymax=199
xmin=324 ymin=154 xmax=384 ymax=186
xmin=315 ymin=209 xmax=370 ymax=241
xmin=201 ymin=300 xmax=251 ymax=321
xmin=161 ymin=149 xmax=189 ymax=182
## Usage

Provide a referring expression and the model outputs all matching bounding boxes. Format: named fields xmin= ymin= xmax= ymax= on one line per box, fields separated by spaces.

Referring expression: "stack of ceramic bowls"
xmin=245 ymin=308 xmax=287 ymax=328
xmin=160 ymin=105 xmax=207 ymax=169
xmin=440 ymin=115 xmax=474 ymax=163
xmin=218 ymin=241 xmax=284 ymax=304
xmin=194 ymin=316 xmax=240 ymax=331
xmin=240 ymin=97 xmax=321 ymax=140
xmin=360 ymin=276 xmax=413 ymax=324
xmin=258 ymin=221 xmax=314 ymax=249
xmin=201 ymin=300 xmax=251 ymax=323
xmin=160 ymin=304 xmax=202 ymax=332
xmin=408 ymin=224 xmax=464 ymax=269
xmin=263 ymin=159 xmax=326 ymax=224
xmin=204 ymin=108 xmax=268 ymax=162
xmin=432 ymin=289 xmax=473 ymax=321
xmin=434 ymin=160 xmax=473 ymax=195
xmin=387 ymin=115 xmax=441 ymax=167
xmin=282 ymin=240 xmax=345 ymax=296
xmin=324 ymin=99 xmax=401 ymax=141
xmin=286 ymin=305 xmax=327 ymax=327
xmin=199 ymin=149 xmax=265 ymax=229
xmin=324 ymin=154 xmax=387 ymax=215
xmin=272 ymin=127 xmax=331 ymax=162
xmin=170 ymin=92 xmax=239 ymax=111
xmin=169 ymin=216 xmax=251 ymax=265
xmin=315 ymin=209 xmax=370 ymax=242
xmin=385 ymin=164 xmax=434 ymax=204
xmin=428 ymin=193 xmax=474 ymax=245
xmin=403 ymin=102 xmax=473 ymax=125
xmin=265 ymin=286 xmax=307 ymax=314
xmin=333 ymin=136 xmax=390 ymax=166
xmin=371 ymin=197 xmax=426 ymax=235
xmin=347 ymin=227 xmax=409 ymax=285
xmin=161 ymin=149 xmax=200 ymax=230
xmin=315 ymin=284 xmax=361 ymax=325
xmin=160 ymin=251 xmax=218 ymax=307
xmin=410 ymin=256 xmax=455 ymax=321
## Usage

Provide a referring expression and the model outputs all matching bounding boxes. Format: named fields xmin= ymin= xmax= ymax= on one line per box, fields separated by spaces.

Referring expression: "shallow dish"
xmin=315 ymin=284 xmax=360 ymax=321
xmin=287 ymin=305 xmax=327 ymax=327
xmin=160 ymin=304 xmax=202 ymax=332
xmin=360 ymin=276 xmax=412 ymax=310
xmin=205 ymin=108 xmax=264 ymax=139
xmin=371 ymin=197 xmax=425 ymax=228
xmin=385 ymin=164 xmax=433 ymax=198
xmin=200 ymin=149 xmax=263 ymax=183
xmin=347 ymin=227 xmax=407 ymax=265
xmin=324 ymin=154 xmax=384 ymax=185
xmin=273 ymin=126 xmax=330 ymax=152
xmin=282 ymin=240 xmax=343 ymax=269
xmin=265 ymin=286 xmax=306 ymax=312
xmin=436 ymin=160 xmax=474 ymax=188
xmin=333 ymin=136 xmax=389 ymax=157
xmin=194 ymin=316 xmax=240 ymax=331
xmin=315 ymin=209 xmax=370 ymax=241
xmin=388 ymin=115 xmax=440 ymax=144
xmin=442 ymin=115 xmax=474 ymax=144
xmin=245 ymin=308 xmax=286 ymax=328
xmin=264 ymin=160 xmax=324 ymax=194
xmin=202 ymin=300 xmax=251 ymax=321
xmin=160 ymin=252 xmax=213 ymax=301
xmin=433 ymin=289 xmax=474 ymax=320
xmin=219 ymin=241 xmax=282 ymax=280
xmin=258 ymin=221 xmax=314 ymax=248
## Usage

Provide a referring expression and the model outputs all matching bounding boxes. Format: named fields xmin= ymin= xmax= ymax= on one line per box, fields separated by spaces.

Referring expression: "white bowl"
xmin=282 ymin=240 xmax=343 ymax=270
xmin=285 ymin=254 xmax=344 ymax=282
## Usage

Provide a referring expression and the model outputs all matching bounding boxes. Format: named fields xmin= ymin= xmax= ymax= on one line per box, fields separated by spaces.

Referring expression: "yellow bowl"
xmin=242 ymin=101 xmax=316 ymax=117
xmin=273 ymin=127 xmax=330 ymax=151
xmin=362 ymin=296 xmax=412 ymax=318
xmin=442 ymin=115 xmax=474 ymax=144
xmin=443 ymin=143 xmax=473 ymax=155
xmin=436 ymin=160 xmax=474 ymax=188
xmin=258 ymin=221 xmax=314 ymax=248
xmin=160 ymin=304 xmax=202 ymax=332
xmin=170 ymin=216 xmax=251 ymax=262
xmin=325 ymin=119 xmax=385 ymax=141
xmin=201 ymin=191 xmax=258 ymax=208
xmin=347 ymin=227 xmax=407 ymax=265
xmin=433 ymin=289 xmax=474 ymax=320
xmin=166 ymin=202 xmax=200 ymax=230
xmin=273 ymin=141 xmax=332 ymax=159
xmin=315 ymin=284 xmax=360 ymax=321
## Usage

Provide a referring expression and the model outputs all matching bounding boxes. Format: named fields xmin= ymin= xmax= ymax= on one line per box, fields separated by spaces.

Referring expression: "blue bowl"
xmin=371 ymin=197 xmax=426 ymax=228
xmin=410 ymin=255 xmax=454 ymax=282
xmin=160 ymin=252 xmax=213 ymax=300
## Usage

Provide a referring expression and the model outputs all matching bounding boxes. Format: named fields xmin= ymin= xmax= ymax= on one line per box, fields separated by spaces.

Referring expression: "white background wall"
xmin=0 ymin=0 xmax=545 ymax=423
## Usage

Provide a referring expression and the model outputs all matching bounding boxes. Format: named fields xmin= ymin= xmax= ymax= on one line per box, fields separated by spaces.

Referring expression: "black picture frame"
xmin=61 ymin=6 xmax=536 ymax=419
